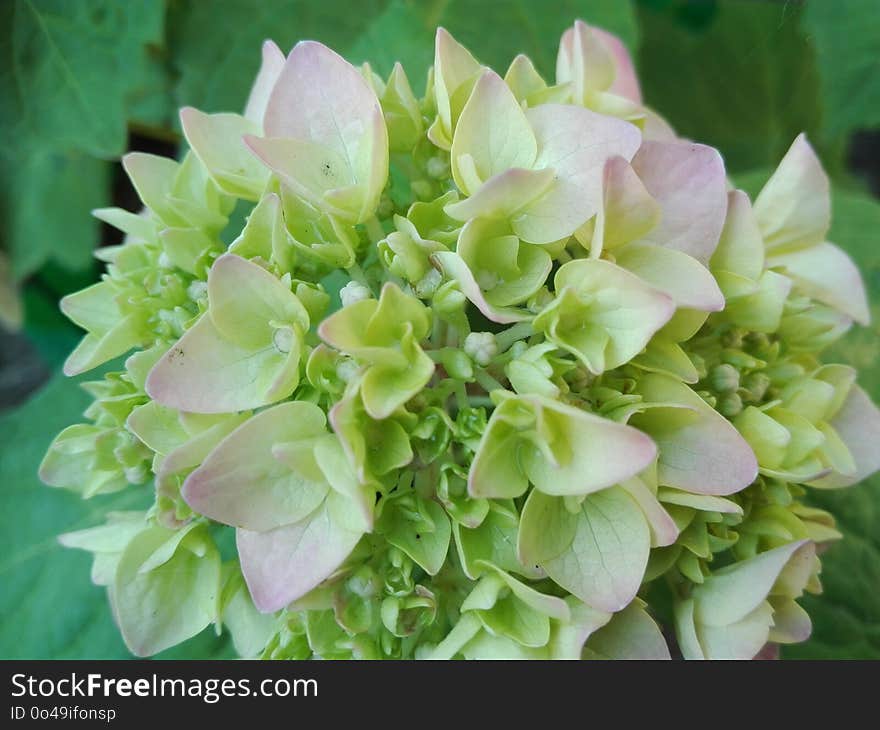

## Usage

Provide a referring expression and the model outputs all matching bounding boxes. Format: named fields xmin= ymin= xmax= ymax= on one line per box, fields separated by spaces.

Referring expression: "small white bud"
xmin=272 ymin=326 xmax=295 ymax=354
xmin=186 ymin=280 xmax=208 ymax=302
xmin=426 ymin=156 xmax=449 ymax=179
xmin=336 ymin=358 xmax=360 ymax=383
xmin=415 ymin=268 xmax=442 ymax=298
xmin=464 ymin=332 xmax=498 ymax=367
xmin=340 ymin=281 xmax=373 ymax=307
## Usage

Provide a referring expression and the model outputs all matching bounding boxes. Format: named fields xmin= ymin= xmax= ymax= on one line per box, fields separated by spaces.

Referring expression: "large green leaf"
xmin=170 ymin=0 xmax=637 ymax=111
xmin=0 ymin=368 xmax=232 ymax=658
xmin=351 ymin=0 xmax=639 ymax=119
xmin=638 ymin=0 xmax=822 ymax=174
xmin=168 ymin=0 xmax=390 ymax=114
xmin=3 ymin=150 xmax=108 ymax=279
xmin=803 ymin=0 xmax=880 ymax=140
xmin=0 ymin=0 xmax=170 ymax=282
xmin=0 ymin=0 xmax=168 ymax=157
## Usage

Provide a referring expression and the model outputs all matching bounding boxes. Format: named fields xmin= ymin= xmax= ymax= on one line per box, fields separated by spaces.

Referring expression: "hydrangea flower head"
xmin=43 ymin=21 xmax=880 ymax=659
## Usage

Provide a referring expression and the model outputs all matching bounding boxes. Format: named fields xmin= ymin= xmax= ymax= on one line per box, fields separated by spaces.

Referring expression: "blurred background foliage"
xmin=0 ymin=0 xmax=878 ymax=659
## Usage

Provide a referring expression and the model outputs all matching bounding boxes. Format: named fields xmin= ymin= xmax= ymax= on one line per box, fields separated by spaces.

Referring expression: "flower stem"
xmin=475 ymin=369 xmax=505 ymax=394
xmin=495 ymin=321 xmax=534 ymax=352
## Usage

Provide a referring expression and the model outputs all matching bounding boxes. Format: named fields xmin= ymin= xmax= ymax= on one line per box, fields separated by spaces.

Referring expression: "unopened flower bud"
xmin=426 ymin=156 xmax=449 ymax=179
xmin=415 ymin=269 xmax=442 ymax=298
xmin=272 ymin=325 xmax=295 ymax=354
xmin=411 ymin=180 xmax=434 ymax=200
xmin=709 ymin=364 xmax=740 ymax=393
xmin=336 ymin=358 xmax=360 ymax=383
xmin=464 ymin=332 xmax=498 ymax=366
xmin=186 ymin=280 xmax=208 ymax=303
xmin=743 ymin=372 xmax=771 ymax=402
xmin=717 ymin=392 xmax=743 ymax=418
xmin=340 ymin=281 xmax=373 ymax=307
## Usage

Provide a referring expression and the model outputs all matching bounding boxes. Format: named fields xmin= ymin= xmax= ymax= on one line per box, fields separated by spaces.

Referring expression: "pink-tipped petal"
xmin=265 ymin=40 xmax=379 ymax=147
xmin=593 ymin=27 xmax=641 ymax=103
xmin=145 ymin=314 xmax=286 ymax=414
xmin=601 ymin=156 xmax=661 ymax=251
xmin=556 ymin=21 xmax=615 ymax=99
xmin=182 ymin=402 xmax=329 ymax=532
xmin=631 ymin=141 xmax=728 ymax=264
xmin=244 ymin=40 xmax=285 ymax=125
xmin=237 ymin=506 xmax=362 ymax=613
xmin=520 ymin=104 xmax=641 ymax=244
xmin=632 ymin=374 xmax=758 ymax=495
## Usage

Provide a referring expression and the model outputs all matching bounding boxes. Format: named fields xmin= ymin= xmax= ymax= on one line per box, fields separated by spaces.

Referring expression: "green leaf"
xmin=0 ymin=0 xmax=167 ymax=282
xmin=0 ymin=369 xmax=135 ymax=658
xmin=1 ymin=149 xmax=108 ymax=279
xmin=637 ymin=1 xmax=822 ymax=173
xmin=803 ymin=0 xmax=880 ymax=140
xmin=169 ymin=0 xmax=636 ymax=116
xmin=0 ymin=252 xmax=22 ymax=330
xmin=168 ymin=0 xmax=391 ymax=115
xmin=427 ymin=0 xmax=637 ymax=82
xmin=0 ymin=0 xmax=168 ymax=157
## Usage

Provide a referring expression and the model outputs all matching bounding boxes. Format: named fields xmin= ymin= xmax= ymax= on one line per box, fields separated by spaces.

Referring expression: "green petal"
xmin=114 ymin=525 xmax=221 ymax=656
xmin=615 ymin=242 xmax=723 ymax=312
xmin=382 ymin=497 xmax=451 ymax=576
xmin=541 ymin=486 xmax=650 ymax=612
xmin=583 ymin=601 xmax=671 ymax=659
xmin=536 ymin=259 xmax=675 ymax=374
xmin=711 ymin=190 xmax=764 ymax=281
xmin=360 ymin=340 xmax=434 ymax=419
xmin=767 ymin=241 xmax=870 ymax=325
xmin=692 ymin=539 xmax=811 ymax=627
xmin=517 ymin=489 xmax=578 ymax=565
xmin=754 ymin=133 xmax=830 ymax=253
xmin=208 ymin=253 xmax=308 ymax=349
xmin=451 ymin=70 xmax=537 ymax=194
xmin=430 ymin=28 xmax=483 ymax=149
xmin=180 ymin=108 xmax=268 ymax=200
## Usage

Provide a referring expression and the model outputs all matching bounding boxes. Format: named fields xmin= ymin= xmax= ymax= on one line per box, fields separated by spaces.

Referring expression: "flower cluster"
xmin=43 ymin=21 xmax=880 ymax=659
